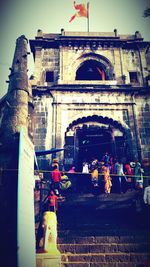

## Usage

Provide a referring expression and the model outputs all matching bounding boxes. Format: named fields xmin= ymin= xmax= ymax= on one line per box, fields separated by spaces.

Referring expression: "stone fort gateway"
xmin=29 ymin=29 xmax=150 ymax=172
xmin=0 ymin=28 xmax=150 ymax=267
xmin=0 ymin=29 xmax=150 ymax=173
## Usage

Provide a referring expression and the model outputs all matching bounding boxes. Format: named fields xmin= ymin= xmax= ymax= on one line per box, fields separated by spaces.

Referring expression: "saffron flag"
xmin=69 ymin=1 xmax=89 ymax=22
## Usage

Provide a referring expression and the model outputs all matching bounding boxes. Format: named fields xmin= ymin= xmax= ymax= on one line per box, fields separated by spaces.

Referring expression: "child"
xmin=47 ymin=190 xmax=58 ymax=212
xmin=51 ymin=165 xmax=61 ymax=195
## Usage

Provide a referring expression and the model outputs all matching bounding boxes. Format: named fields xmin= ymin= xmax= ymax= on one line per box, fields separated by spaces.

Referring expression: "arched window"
xmin=75 ymin=59 xmax=111 ymax=80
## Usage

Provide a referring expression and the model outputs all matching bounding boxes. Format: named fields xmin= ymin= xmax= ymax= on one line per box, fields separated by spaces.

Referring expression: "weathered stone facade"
xmin=29 ymin=29 xmax=150 ymax=172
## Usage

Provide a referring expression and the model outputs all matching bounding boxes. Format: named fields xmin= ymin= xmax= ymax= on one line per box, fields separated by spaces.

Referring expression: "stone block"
xmin=90 ymin=254 xmax=105 ymax=262
xmin=61 ymin=263 xmax=89 ymax=267
xmin=117 ymin=264 xmax=137 ymax=267
xmin=90 ymin=244 xmax=118 ymax=253
xmin=105 ymin=253 xmax=130 ymax=262
xmin=94 ymin=236 xmax=120 ymax=243
xmin=117 ymin=244 xmax=140 ymax=253
xmin=36 ymin=128 xmax=47 ymax=134
xmin=90 ymin=264 xmax=117 ymax=267
xmin=58 ymin=244 xmax=76 ymax=253
xmin=71 ymin=236 xmax=95 ymax=244
xmin=36 ymin=253 xmax=61 ymax=267
xmin=67 ymin=253 xmax=93 ymax=262
xmin=130 ymin=253 xmax=150 ymax=263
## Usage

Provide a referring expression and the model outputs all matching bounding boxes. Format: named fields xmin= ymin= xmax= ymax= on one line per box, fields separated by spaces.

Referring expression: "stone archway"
xmin=76 ymin=59 xmax=107 ymax=80
xmin=64 ymin=115 xmax=132 ymax=170
xmin=72 ymin=53 xmax=114 ymax=81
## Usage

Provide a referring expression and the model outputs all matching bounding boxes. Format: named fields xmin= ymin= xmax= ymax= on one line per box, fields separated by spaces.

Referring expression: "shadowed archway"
xmin=76 ymin=60 xmax=107 ymax=80
xmin=64 ymin=115 xmax=132 ymax=170
xmin=75 ymin=53 xmax=114 ymax=81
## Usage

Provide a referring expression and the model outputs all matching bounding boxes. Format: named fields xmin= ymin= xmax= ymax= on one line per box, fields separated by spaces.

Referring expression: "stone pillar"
xmin=1 ymin=35 xmax=29 ymax=142
xmin=33 ymin=47 xmax=42 ymax=84
xmin=36 ymin=211 xmax=61 ymax=267
xmin=0 ymin=35 xmax=31 ymax=267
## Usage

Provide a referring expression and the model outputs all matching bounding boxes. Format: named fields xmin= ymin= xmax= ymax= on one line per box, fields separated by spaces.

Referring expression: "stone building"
xmin=29 ymin=29 xmax=150 ymax=172
xmin=0 ymin=31 xmax=150 ymax=267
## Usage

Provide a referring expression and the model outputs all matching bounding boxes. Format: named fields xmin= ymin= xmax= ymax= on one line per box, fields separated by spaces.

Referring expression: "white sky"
xmin=0 ymin=0 xmax=150 ymax=97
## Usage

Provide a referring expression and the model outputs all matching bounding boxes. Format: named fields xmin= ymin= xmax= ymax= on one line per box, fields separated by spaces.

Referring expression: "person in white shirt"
xmin=143 ymin=180 xmax=150 ymax=205
xmin=82 ymin=160 xmax=89 ymax=173
xmin=114 ymin=159 xmax=127 ymax=193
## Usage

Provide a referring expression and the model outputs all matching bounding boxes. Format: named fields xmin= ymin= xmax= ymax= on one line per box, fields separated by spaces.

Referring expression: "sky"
xmin=0 ymin=0 xmax=150 ymax=98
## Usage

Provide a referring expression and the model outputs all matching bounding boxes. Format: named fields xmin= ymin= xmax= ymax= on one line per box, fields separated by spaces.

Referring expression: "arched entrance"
xmin=76 ymin=60 xmax=107 ymax=80
xmin=75 ymin=125 xmax=113 ymax=169
xmin=64 ymin=116 xmax=132 ymax=171
xmin=74 ymin=53 xmax=114 ymax=81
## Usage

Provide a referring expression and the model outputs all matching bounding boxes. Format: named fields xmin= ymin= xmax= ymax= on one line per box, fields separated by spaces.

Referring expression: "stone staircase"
xmin=57 ymin=193 xmax=150 ymax=267
xmin=58 ymin=231 xmax=150 ymax=267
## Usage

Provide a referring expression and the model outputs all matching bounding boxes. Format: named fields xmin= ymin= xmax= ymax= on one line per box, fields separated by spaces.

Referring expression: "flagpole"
xmin=87 ymin=2 xmax=89 ymax=33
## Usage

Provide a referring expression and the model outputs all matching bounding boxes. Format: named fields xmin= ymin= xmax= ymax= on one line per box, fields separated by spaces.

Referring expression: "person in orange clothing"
xmin=47 ymin=190 xmax=58 ymax=212
xmin=51 ymin=165 xmax=61 ymax=195
xmin=102 ymin=164 xmax=112 ymax=194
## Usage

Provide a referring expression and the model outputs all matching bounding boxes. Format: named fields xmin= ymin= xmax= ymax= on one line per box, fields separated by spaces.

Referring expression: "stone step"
xmin=58 ymin=243 xmax=150 ymax=254
xmin=58 ymin=225 xmax=150 ymax=240
xmin=61 ymin=252 xmax=150 ymax=265
xmin=58 ymin=224 xmax=150 ymax=235
xmin=58 ymin=235 xmax=150 ymax=244
xmin=58 ymin=230 xmax=150 ymax=238
xmin=61 ymin=263 xmax=148 ymax=267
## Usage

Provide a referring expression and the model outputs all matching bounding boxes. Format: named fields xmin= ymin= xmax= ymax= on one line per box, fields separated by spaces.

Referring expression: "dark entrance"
xmin=76 ymin=60 xmax=107 ymax=80
xmin=75 ymin=125 xmax=114 ymax=171
xmin=64 ymin=116 xmax=130 ymax=171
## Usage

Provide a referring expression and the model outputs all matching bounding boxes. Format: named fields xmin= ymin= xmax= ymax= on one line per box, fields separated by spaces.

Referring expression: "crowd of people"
xmin=81 ymin=152 xmax=145 ymax=194
xmin=38 ymin=153 xmax=150 ymax=217
xmin=45 ymin=153 xmax=145 ymax=198
xmin=36 ymin=157 xmax=150 ymax=253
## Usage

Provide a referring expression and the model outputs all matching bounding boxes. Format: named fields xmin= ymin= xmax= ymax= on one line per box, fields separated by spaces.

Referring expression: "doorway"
xmin=64 ymin=117 xmax=130 ymax=171
xmin=75 ymin=125 xmax=114 ymax=171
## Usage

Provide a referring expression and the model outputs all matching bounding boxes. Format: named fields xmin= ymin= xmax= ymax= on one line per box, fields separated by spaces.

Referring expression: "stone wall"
xmin=33 ymin=89 xmax=150 ymax=170
xmin=31 ymin=31 xmax=150 ymax=172
xmin=33 ymin=45 xmax=147 ymax=87
xmin=33 ymin=94 xmax=53 ymax=169
xmin=135 ymin=94 xmax=150 ymax=167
